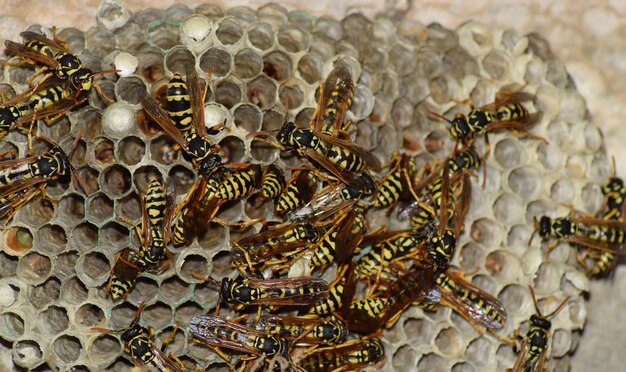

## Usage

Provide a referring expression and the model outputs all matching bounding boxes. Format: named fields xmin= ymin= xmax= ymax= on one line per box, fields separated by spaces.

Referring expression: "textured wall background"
xmin=0 ymin=0 xmax=624 ymax=370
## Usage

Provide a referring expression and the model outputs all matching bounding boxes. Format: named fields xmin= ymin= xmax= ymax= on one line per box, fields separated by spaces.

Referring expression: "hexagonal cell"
xmin=168 ymin=165 xmax=196 ymax=196
xmin=28 ymin=275 xmax=60 ymax=309
xmin=17 ymin=251 xmax=50 ymax=284
xmin=77 ymin=165 xmax=101 ymax=193
xmin=164 ymin=46 xmax=193 ymax=74
xmin=404 ymin=317 xmax=436 ymax=346
xmin=117 ymin=136 xmax=145 ymax=166
xmin=486 ymin=250 xmax=521 ymax=282
xmin=452 ymin=362 xmax=476 ymax=372
xmin=261 ymin=110 xmax=285 ymax=132
xmin=465 ymin=336 xmax=495 ymax=366
xmin=197 ymin=223 xmax=228 ymax=251
xmin=3 ymin=226 xmax=34 ymax=256
xmin=56 ymin=251 xmax=79 ymax=279
xmin=244 ymin=193 xmax=273 ymax=220
xmin=58 ymin=194 xmax=85 ymax=224
xmin=100 ymin=221 xmax=130 ymax=249
xmin=13 ymin=338 xmax=43 ymax=369
xmin=0 ymin=251 xmax=18 ymax=277
xmin=88 ymin=333 xmax=121 ymax=365
xmin=87 ymin=193 xmax=114 ymax=223
xmin=234 ymin=103 xmax=263 ymax=133
xmin=219 ymin=136 xmax=246 ymax=163
xmin=20 ymin=195 xmax=55 ymax=227
xmin=216 ymin=17 xmax=243 ymax=45
xmin=110 ymin=302 xmax=139 ymax=329
xmin=174 ymin=301 xmax=203 ymax=325
xmin=435 ymin=326 xmax=464 ymax=356
xmin=199 ymin=47 xmax=233 ymax=77
xmin=263 ymin=50 xmax=292 ymax=82
xmin=0 ymin=311 xmax=25 ymax=341
xmin=38 ymin=305 xmax=69 ymax=335
xmin=160 ymin=276 xmax=191 ymax=305
xmin=214 ymin=79 xmax=242 ymax=109
xmin=277 ymin=25 xmax=310 ymax=53
xmin=75 ymin=303 xmax=105 ymax=329
xmin=248 ymin=22 xmax=275 ymax=51
xmin=137 ymin=107 xmax=162 ymax=138
xmin=114 ymin=76 xmax=147 ymax=105
xmin=156 ymin=324 xmax=186 ymax=355
xmin=60 ymin=276 xmax=89 ymax=305
xmin=116 ymin=192 xmax=142 ymax=221
xmin=69 ymin=222 xmax=98 ymax=253
xmin=35 ymin=224 xmax=67 ymax=255
xmin=128 ymin=276 xmax=160 ymax=303
xmin=493 ymin=193 xmax=524 ymax=225
xmin=234 ymin=48 xmax=263 ymax=79
xmin=92 ymin=138 xmax=115 ymax=168
xmin=77 ymin=251 xmax=110 ymax=287
xmin=137 ymin=50 xmax=166 ymax=83
xmin=248 ymin=76 xmax=278 ymax=111
xmin=297 ymin=53 xmax=323 ymax=85
xmin=101 ymin=164 xmax=131 ymax=197
xmin=392 ymin=345 xmax=418 ymax=370
xmin=179 ymin=252 xmax=212 ymax=283
xmin=279 ymin=83 xmax=304 ymax=111
xmin=424 ymin=129 xmax=450 ymax=156
xmin=143 ymin=301 xmax=173 ymax=330
xmin=417 ymin=352 xmax=448 ymax=371
xmin=250 ymin=138 xmax=278 ymax=163
xmin=150 ymin=134 xmax=180 ymax=165
xmin=52 ymin=334 xmax=82 ymax=364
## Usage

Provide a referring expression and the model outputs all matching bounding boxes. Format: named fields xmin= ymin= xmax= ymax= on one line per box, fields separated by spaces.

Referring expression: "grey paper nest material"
xmin=0 ymin=1 xmax=608 ymax=370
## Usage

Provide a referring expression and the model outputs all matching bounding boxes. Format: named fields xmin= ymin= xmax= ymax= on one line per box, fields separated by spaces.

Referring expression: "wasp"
xmin=275 ymin=169 xmax=317 ymax=214
xmin=194 ymin=275 xmax=330 ymax=308
xmin=308 ymin=207 xmax=366 ymax=270
xmin=308 ymin=262 xmax=357 ymax=317
xmin=583 ymin=176 xmax=626 ymax=277
xmin=92 ymin=301 xmax=185 ymax=371
xmin=142 ymin=66 xmax=222 ymax=176
xmin=309 ymin=65 xmax=354 ymax=138
xmin=231 ymin=221 xmax=324 ymax=274
xmin=419 ymin=269 xmax=507 ymax=331
xmin=346 ymin=268 xmax=438 ymax=334
xmin=216 ymin=163 xmax=262 ymax=201
xmin=510 ymin=286 xmax=570 ymax=372
xmin=0 ymin=132 xmax=88 ymax=225
xmin=118 ymin=179 xmax=175 ymax=272
xmin=189 ymin=314 xmax=289 ymax=362
xmin=296 ymin=337 xmax=385 ymax=371
xmin=355 ymin=229 xmax=428 ymax=281
xmin=106 ymin=248 xmax=142 ymax=301
xmin=372 ymin=152 xmax=416 ymax=209
xmin=531 ymin=214 xmax=626 ymax=256
xmin=251 ymin=314 xmax=347 ymax=345
xmin=428 ymin=88 xmax=544 ymax=152
xmin=260 ymin=164 xmax=286 ymax=200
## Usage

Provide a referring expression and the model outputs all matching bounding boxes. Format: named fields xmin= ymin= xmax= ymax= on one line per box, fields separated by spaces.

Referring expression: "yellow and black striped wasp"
xmin=419 ymin=269 xmax=507 ymax=332
xmin=0 ymin=131 xmax=89 ymax=225
xmin=509 ymin=286 xmax=570 ymax=372
xmin=215 ymin=163 xmax=262 ymax=201
xmin=106 ymin=248 xmax=142 ymax=301
xmin=253 ymin=66 xmax=379 ymax=192
xmin=296 ymin=337 xmax=385 ymax=372
xmin=230 ymin=220 xmax=325 ymax=274
xmin=275 ymin=169 xmax=318 ymax=215
xmin=142 ymin=66 xmax=222 ymax=177
xmin=530 ymin=213 xmax=626 ymax=257
xmin=308 ymin=262 xmax=357 ymax=317
xmin=189 ymin=314 xmax=289 ymax=363
xmin=346 ymin=268 xmax=438 ymax=334
xmin=372 ymin=152 xmax=416 ymax=210
xmin=92 ymin=301 xmax=185 ymax=371
xmin=5 ymin=31 xmax=99 ymax=93
xmin=118 ymin=178 xmax=175 ymax=272
xmin=193 ymin=274 xmax=330 ymax=309
xmin=251 ymin=314 xmax=347 ymax=345
xmin=428 ymin=88 xmax=544 ymax=153
xmin=260 ymin=164 xmax=286 ymax=201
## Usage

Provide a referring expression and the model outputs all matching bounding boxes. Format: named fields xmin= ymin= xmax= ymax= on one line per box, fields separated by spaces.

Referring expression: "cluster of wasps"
xmin=1 ymin=29 xmax=621 ymax=372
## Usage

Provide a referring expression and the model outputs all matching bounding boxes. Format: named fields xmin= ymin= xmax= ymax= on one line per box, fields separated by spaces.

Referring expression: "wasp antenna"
xmin=528 ymin=285 xmax=542 ymax=317
xmin=192 ymin=272 xmax=221 ymax=290
xmin=203 ymin=66 xmax=213 ymax=103
xmin=95 ymin=69 xmax=121 ymax=76
xmin=546 ymin=296 xmax=571 ymax=320
xmin=424 ymin=108 xmax=453 ymax=124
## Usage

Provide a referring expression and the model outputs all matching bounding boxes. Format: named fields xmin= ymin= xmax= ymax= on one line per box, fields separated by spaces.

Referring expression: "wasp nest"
xmin=0 ymin=1 xmax=606 ymax=370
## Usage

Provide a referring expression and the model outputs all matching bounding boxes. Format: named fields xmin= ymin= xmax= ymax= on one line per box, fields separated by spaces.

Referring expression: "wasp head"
xmin=70 ymin=68 xmax=95 ymax=93
xmin=537 ymin=216 xmax=553 ymax=238
xmin=276 ymin=121 xmax=296 ymax=147
xmin=199 ymin=153 xmax=222 ymax=176
xmin=529 ymin=314 xmax=551 ymax=330
xmin=120 ymin=324 xmax=145 ymax=343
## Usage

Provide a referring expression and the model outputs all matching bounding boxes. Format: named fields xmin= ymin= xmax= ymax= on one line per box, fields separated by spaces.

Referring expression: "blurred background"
xmin=0 ymin=0 xmax=623 ymax=370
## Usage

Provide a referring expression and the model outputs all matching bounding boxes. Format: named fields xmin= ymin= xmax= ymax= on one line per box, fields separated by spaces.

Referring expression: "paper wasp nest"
xmin=0 ymin=1 xmax=605 ymax=370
